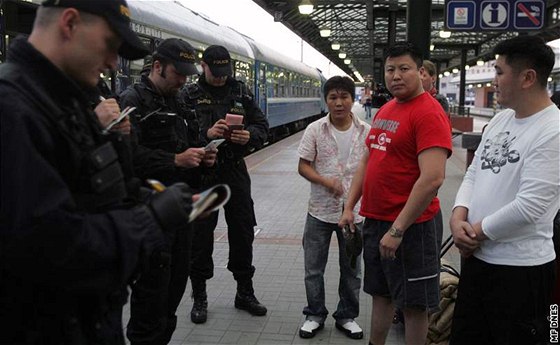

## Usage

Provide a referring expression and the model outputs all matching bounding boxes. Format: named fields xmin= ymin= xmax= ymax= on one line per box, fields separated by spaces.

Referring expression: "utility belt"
xmin=74 ymin=142 xmax=127 ymax=211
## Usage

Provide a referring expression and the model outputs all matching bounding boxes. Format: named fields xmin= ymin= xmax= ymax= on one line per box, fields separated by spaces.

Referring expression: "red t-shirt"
xmin=360 ymin=92 xmax=452 ymax=223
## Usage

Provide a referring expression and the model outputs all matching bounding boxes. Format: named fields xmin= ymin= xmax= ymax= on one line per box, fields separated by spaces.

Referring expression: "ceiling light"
xmin=465 ymin=64 xmax=470 ymax=70
xmin=548 ymin=77 xmax=553 ymax=82
xmin=298 ymin=0 xmax=314 ymax=15
xmin=477 ymin=84 xmax=482 ymax=88
xmin=486 ymin=83 xmax=491 ymax=87
xmin=331 ymin=42 xmax=340 ymax=50
xmin=344 ymin=59 xmax=351 ymax=64
xmin=319 ymin=27 xmax=331 ymax=37
xmin=338 ymin=52 xmax=346 ymax=59
xmin=476 ymin=59 xmax=484 ymax=66
xmin=452 ymin=68 xmax=459 ymax=73
xmin=444 ymin=71 xmax=450 ymax=76
xmin=439 ymin=30 xmax=451 ymax=38
xmin=430 ymin=44 xmax=435 ymax=51
xmin=438 ymin=74 xmax=443 ymax=78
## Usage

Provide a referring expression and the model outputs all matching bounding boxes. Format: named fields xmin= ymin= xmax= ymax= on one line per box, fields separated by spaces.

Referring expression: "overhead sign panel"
xmin=446 ymin=0 xmax=545 ymax=31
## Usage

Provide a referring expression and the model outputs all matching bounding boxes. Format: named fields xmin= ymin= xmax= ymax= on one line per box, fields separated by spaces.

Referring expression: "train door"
xmin=257 ymin=61 xmax=267 ymax=115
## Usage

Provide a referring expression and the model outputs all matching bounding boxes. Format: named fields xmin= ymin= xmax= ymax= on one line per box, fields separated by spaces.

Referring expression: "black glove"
xmin=148 ymin=182 xmax=193 ymax=233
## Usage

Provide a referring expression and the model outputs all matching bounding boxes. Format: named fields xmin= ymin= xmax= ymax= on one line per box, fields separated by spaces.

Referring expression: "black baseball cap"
xmin=153 ymin=38 xmax=198 ymax=76
xmin=42 ymin=0 xmax=149 ymax=60
xmin=202 ymin=45 xmax=232 ymax=77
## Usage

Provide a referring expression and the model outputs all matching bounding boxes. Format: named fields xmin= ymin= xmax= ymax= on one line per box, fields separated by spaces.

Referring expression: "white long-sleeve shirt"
xmin=454 ymin=104 xmax=560 ymax=266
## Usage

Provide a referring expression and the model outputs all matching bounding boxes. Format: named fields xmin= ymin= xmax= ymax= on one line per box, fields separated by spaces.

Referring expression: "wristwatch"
xmin=388 ymin=226 xmax=404 ymax=238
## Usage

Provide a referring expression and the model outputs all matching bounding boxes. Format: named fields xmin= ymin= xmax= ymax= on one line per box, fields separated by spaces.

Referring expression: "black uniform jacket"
xmin=0 ymin=37 xmax=165 ymax=344
xmin=120 ymin=76 xmax=204 ymax=188
xmin=183 ymin=76 xmax=269 ymax=164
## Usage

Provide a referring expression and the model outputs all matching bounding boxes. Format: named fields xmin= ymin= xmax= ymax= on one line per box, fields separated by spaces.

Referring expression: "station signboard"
xmin=446 ymin=0 xmax=545 ymax=31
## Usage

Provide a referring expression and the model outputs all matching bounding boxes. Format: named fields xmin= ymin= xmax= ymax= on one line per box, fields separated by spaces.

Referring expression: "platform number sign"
xmin=446 ymin=0 xmax=545 ymax=31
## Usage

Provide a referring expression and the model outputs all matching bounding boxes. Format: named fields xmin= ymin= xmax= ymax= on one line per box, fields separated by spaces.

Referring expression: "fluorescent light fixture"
xmin=331 ymin=42 xmax=340 ymax=50
xmin=319 ymin=27 xmax=331 ymax=37
xmin=439 ymin=30 xmax=451 ymax=38
xmin=354 ymin=71 xmax=364 ymax=83
xmin=344 ymin=59 xmax=351 ymax=64
xmin=298 ymin=0 xmax=314 ymax=14
xmin=338 ymin=52 xmax=346 ymax=59
xmin=476 ymin=59 xmax=484 ymax=66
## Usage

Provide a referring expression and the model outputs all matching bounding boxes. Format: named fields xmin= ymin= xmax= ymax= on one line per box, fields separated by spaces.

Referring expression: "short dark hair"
xmin=384 ymin=42 xmax=423 ymax=68
xmin=323 ymin=76 xmax=355 ymax=101
xmin=493 ymin=35 xmax=555 ymax=88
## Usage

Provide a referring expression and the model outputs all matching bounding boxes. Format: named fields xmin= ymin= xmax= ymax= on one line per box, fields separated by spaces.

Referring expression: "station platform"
xmin=124 ymin=103 xmax=489 ymax=345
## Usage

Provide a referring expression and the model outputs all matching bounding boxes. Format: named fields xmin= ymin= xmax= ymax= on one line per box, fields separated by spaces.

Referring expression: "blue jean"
xmin=302 ymin=213 xmax=361 ymax=322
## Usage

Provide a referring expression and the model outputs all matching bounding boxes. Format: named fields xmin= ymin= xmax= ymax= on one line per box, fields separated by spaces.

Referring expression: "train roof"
xmin=242 ymin=36 xmax=321 ymax=80
xmin=128 ymin=1 xmax=254 ymax=61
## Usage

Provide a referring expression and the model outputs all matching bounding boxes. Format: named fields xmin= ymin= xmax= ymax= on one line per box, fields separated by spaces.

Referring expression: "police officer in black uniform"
xmin=119 ymin=38 xmax=216 ymax=345
xmin=0 ymin=1 xmax=194 ymax=344
xmin=182 ymin=45 xmax=269 ymax=324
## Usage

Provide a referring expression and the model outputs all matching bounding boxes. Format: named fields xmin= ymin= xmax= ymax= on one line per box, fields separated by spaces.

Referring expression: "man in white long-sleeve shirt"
xmin=449 ymin=35 xmax=559 ymax=345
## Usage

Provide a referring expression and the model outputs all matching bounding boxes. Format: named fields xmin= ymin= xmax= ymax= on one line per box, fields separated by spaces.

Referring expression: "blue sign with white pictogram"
xmin=445 ymin=0 xmax=546 ymax=31
xmin=447 ymin=1 xmax=476 ymax=29
xmin=480 ymin=1 xmax=509 ymax=29
xmin=514 ymin=0 xmax=544 ymax=29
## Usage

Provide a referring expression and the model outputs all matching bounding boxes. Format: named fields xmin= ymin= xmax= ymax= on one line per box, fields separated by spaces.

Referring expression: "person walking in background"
xmin=421 ymin=60 xmax=449 ymax=113
xmin=364 ymin=96 xmax=373 ymax=119
xmin=297 ymin=76 xmax=370 ymax=340
xmin=339 ymin=42 xmax=452 ymax=345
xmin=0 ymin=0 xmax=195 ymax=343
xmin=182 ymin=45 xmax=269 ymax=324
xmin=449 ymin=35 xmax=559 ymax=345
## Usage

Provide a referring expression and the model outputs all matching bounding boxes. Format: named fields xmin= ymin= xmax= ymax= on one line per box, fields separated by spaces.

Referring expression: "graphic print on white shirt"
xmin=480 ymin=131 xmax=520 ymax=174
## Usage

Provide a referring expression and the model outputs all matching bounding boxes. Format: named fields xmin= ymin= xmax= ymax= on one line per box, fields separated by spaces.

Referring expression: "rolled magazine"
xmin=189 ymin=184 xmax=231 ymax=222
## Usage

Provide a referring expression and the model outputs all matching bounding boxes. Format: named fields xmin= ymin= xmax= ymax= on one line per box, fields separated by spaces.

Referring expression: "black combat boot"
xmin=190 ymin=279 xmax=208 ymax=324
xmin=234 ymin=279 xmax=267 ymax=316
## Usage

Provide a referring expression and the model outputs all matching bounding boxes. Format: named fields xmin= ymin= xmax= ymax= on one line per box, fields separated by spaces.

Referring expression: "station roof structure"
xmin=252 ymin=0 xmax=560 ymax=82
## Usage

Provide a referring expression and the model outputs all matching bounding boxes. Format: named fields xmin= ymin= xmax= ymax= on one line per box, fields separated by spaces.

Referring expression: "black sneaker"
xmin=190 ymin=298 xmax=208 ymax=324
xmin=234 ymin=292 xmax=267 ymax=316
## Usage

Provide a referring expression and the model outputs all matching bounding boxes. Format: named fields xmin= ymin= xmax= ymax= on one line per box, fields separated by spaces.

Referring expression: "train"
xmin=0 ymin=0 xmax=328 ymax=141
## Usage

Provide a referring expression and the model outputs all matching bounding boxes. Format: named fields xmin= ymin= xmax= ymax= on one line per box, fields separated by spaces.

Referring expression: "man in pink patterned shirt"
xmin=297 ymin=76 xmax=370 ymax=340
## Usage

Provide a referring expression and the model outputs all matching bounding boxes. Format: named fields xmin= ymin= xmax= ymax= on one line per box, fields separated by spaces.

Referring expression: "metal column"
xmin=407 ymin=0 xmax=431 ymax=60
xmin=459 ymin=49 xmax=467 ymax=107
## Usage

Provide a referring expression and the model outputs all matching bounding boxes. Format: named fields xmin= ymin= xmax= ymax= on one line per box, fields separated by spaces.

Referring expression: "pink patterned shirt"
xmin=298 ymin=114 xmax=370 ymax=223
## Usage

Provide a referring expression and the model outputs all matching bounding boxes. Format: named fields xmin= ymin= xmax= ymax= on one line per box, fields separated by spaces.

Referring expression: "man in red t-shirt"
xmin=339 ymin=42 xmax=452 ymax=345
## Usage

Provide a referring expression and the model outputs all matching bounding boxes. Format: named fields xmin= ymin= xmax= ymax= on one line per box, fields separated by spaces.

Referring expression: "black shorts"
xmin=362 ymin=217 xmax=442 ymax=313
xmin=449 ymin=256 xmax=556 ymax=345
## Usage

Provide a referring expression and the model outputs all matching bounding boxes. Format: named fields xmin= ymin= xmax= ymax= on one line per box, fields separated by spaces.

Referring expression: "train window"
xmin=235 ymin=60 xmax=252 ymax=87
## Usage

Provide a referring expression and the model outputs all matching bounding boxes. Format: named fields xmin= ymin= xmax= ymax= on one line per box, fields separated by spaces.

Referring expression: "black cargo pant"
xmin=127 ymin=225 xmax=192 ymax=345
xmin=190 ymin=159 xmax=257 ymax=283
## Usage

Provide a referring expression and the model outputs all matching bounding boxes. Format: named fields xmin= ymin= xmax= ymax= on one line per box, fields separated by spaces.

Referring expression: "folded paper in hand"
xmin=102 ymin=106 xmax=136 ymax=134
xmin=189 ymin=184 xmax=231 ymax=222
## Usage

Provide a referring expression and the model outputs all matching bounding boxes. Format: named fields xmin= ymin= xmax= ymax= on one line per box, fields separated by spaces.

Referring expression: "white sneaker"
xmin=335 ymin=319 xmax=363 ymax=339
xmin=299 ymin=320 xmax=324 ymax=338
